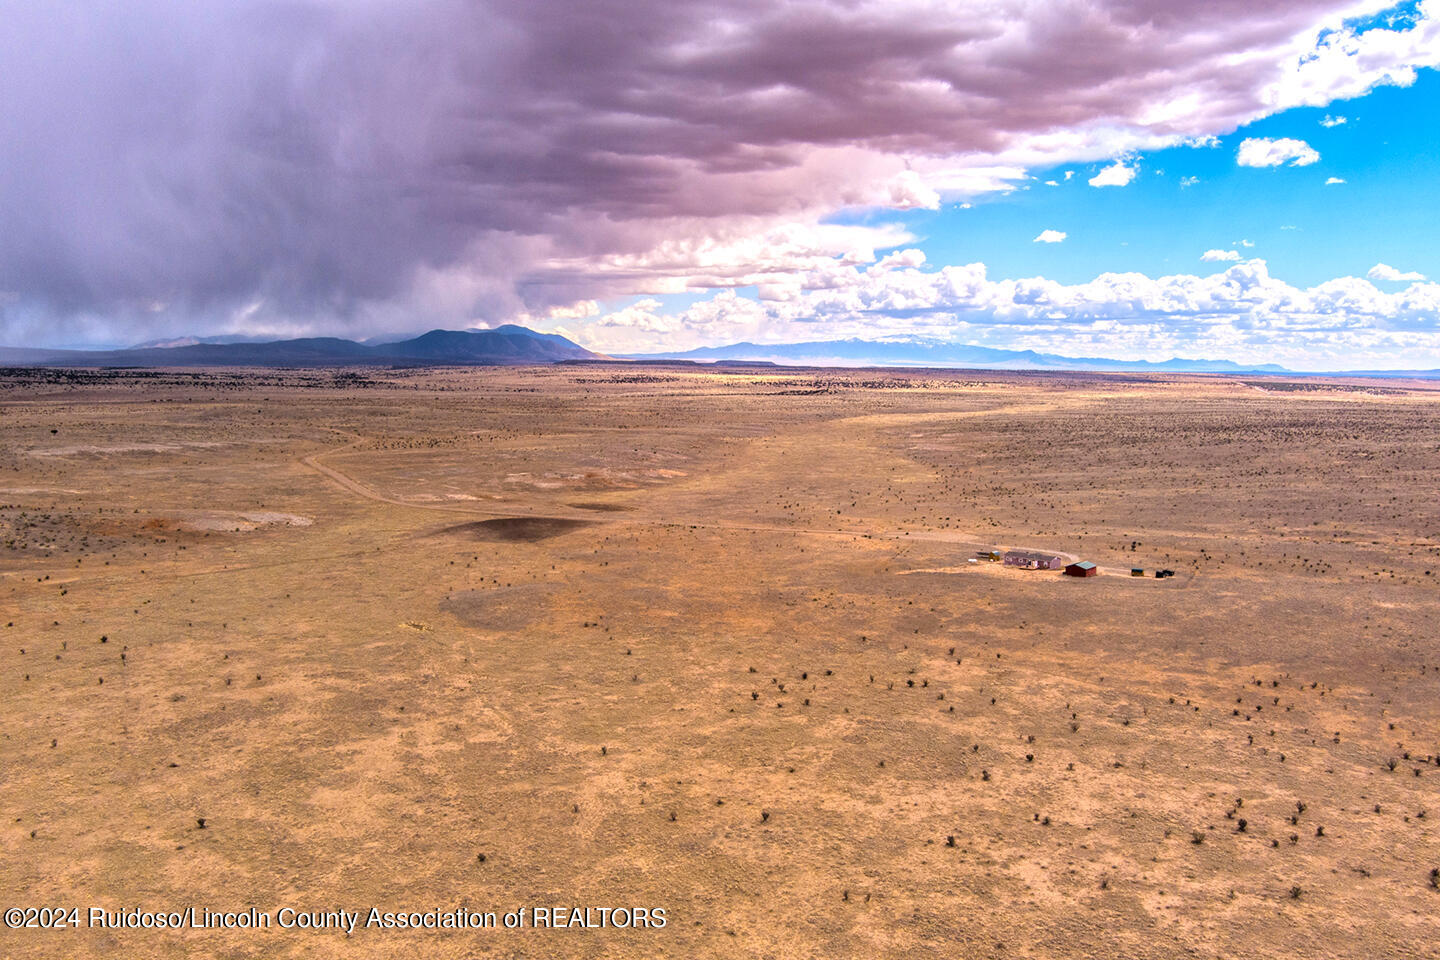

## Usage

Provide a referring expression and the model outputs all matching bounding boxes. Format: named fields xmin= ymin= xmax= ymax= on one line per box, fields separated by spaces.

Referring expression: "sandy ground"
xmin=1 ymin=364 xmax=1437 ymax=959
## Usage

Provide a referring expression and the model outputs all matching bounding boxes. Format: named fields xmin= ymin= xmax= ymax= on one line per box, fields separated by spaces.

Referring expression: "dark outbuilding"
xmin=1065 ymin=561 xmax=1098 ymax=577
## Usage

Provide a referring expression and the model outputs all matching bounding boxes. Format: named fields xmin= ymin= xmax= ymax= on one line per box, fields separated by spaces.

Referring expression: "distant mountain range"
xmin=624 ymin=337 xmax=1294 ymax=373
xmin=3 ymin=327 xmax=1437 ymax=377
xmin=0 ymin=325 xmax=603 ymax=367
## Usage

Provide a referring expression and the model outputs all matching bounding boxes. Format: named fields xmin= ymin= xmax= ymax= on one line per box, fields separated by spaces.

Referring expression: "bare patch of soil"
xmin=438 ymin=516 xmax=594 ymax=541
xmin=441 ymin=583 xmax=558 ymax=630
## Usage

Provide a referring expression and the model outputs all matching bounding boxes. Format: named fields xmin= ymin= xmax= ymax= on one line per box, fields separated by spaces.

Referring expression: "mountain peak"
xmin=5 ymin=325 xmax=601 ymax=367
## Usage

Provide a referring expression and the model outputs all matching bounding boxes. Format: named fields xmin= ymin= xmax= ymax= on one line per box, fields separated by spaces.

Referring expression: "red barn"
xmin=1064 ymin=561 xmax=1097 ymax=577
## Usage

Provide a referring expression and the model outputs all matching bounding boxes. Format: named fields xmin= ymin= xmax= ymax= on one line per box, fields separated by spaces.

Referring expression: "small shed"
xmin=977 ymin=549 xmax=1003 ymax=562
xmin=1131 ymin=567 xmax=1144 ymax=577
xmin=1065 ymin=561 xmax=1098 ymax=577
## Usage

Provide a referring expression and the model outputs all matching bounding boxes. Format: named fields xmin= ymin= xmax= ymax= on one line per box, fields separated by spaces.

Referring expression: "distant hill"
xmin=0 ymin=326 xmax=603 ymax=367
xmin=374 ymin=327 xmax=597 ymax=363
xmin=624 ymin=337 xmax=1294 ymax=373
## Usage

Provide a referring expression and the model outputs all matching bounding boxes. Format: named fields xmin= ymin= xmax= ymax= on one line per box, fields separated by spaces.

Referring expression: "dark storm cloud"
xmin=0 ymin=0 xmax=1405 ymax=343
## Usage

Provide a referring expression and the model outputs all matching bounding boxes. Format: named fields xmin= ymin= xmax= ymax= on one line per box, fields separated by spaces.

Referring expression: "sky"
xmin=2 ymin=0 xmax=1438 ymax=369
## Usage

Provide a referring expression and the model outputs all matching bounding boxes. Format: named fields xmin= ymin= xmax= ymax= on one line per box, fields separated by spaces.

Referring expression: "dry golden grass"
xmin=1 ymin=365 xmax=1438 ymax=958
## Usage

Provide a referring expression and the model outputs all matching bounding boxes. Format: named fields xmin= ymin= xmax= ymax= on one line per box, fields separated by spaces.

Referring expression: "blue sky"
xmin=884 ymin=70 xmax=1439 ymax=289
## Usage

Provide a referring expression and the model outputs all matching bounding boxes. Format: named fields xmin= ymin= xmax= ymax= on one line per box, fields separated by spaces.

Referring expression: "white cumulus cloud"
xmin=1034 ymin=230 xmax=1067 ymax=243
xmin=1367 ymin=263 xmax=1426 ymax=283
xmin=884 ymin=170 xmax=942 ymax=210
xmin=1325 ymin=176 xmax=1346 ymax=185
xmin=1320 ymin=115 xmax=1346 ymax=127
xmin=571 ymin=256 xmax=1440 ymax=369
xmin=1236 ymin=137 xmax=1320 ymax=167
xmin=1263 ymin=6 xmax=1440 ymax=112
xmin=1089 ymin=161 xmax=1136 ymax=187
xmin=1201 ymin=249 xmax=1242 ymax=262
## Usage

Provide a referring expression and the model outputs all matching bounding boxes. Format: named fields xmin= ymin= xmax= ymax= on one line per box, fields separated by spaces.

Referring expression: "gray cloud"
xmin=0 ymin=0 xmax=1430 ymax=345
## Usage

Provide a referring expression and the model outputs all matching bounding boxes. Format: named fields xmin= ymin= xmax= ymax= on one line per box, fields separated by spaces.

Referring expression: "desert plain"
xmin=1 ymin=364 xmax=1438 ymax=959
